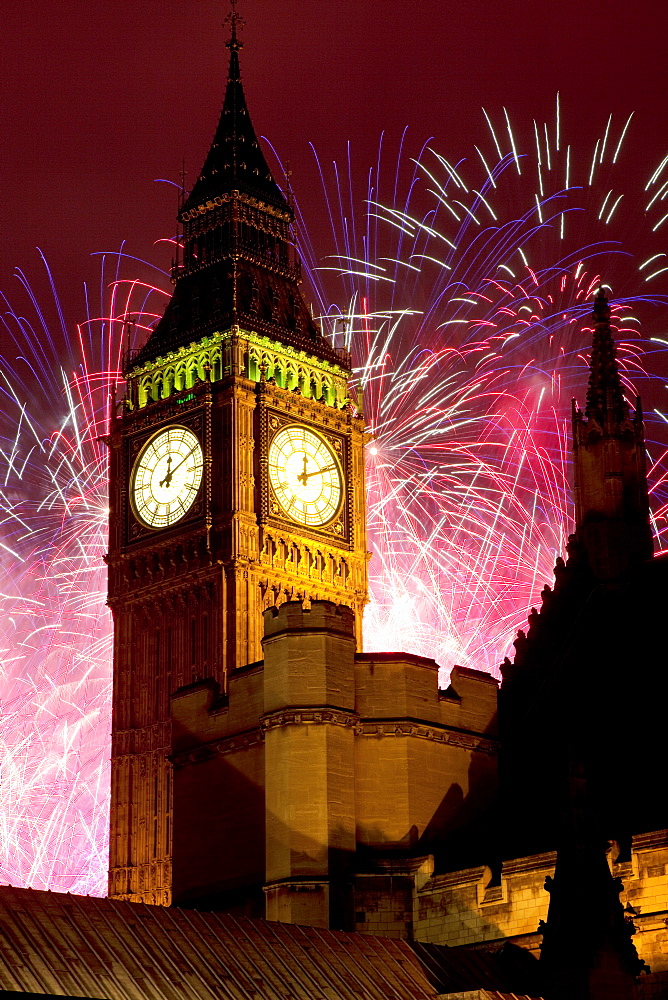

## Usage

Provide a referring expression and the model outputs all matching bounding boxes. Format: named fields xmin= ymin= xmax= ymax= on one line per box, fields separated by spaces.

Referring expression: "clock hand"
xmin=159 ymin=454 xmax=173 ymax=488
xmin=303 ymin=463 xmax=336 ymax=480
xmin=298 ymin=452 xmax=308 ymax=486
xmin=158 ymin=445 xmax=197 ymax=489
xmin=167 ymin=445 xmax=197 ymax=486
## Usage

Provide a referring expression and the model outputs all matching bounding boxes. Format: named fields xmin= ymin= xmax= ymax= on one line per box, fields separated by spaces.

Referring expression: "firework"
xmin=0 ymin=249 xmax=168 ymax=892
xmin=293 ymin=99 xmax=668 ymax=671
xmin=2 ymin=100 xmax=668 ymax=893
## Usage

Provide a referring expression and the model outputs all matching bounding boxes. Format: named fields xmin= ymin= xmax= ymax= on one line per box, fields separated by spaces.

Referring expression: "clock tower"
xmin=106 ymin=15 xmax=368 ymax=904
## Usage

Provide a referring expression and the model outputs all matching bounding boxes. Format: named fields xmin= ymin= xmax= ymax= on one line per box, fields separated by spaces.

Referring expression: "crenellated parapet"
xmin=170 ymin=600 xmax=499 ymax=926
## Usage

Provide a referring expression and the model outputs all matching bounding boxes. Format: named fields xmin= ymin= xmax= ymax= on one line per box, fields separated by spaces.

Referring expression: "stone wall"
xmin=411 ymin=830 xmax=668 ymax=995
xmin=170 ymin=601 xmax=499 ymax=924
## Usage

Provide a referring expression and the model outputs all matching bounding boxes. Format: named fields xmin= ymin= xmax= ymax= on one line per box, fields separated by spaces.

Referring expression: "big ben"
xmin=106 ymin=13 xmax=368 ymax=904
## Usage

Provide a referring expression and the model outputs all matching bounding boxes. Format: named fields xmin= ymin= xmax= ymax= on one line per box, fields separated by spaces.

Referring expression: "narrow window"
xmin=152 ymin=769 xmax=159 ymax=859
xmin=166 ymin=769 xmax=172 ymax=854
xmin=166 ymin=626 xmax=173 ymax=707
xmin=154 ymin=629 xmax=161 ymax=716
xmin=202 ymin=615 xmax=209 ymax=668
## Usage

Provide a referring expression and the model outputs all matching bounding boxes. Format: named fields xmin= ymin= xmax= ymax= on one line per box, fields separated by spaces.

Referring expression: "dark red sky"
xmin=3 ymin=0 xmax=668 ymax=326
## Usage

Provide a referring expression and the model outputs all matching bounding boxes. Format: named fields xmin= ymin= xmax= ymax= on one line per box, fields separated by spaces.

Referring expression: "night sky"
xmin=3 ymin=1 xmax=668 ymax=895
xmin=3 ymin=0 xmax=668 ymax=330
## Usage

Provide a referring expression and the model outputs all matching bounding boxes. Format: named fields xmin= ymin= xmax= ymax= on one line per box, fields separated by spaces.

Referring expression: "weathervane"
xmin=225 ymin=0 xmax=246 ymax=50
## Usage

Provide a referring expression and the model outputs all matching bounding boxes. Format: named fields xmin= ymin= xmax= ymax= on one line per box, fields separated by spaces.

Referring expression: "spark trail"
xmin=2 ymin=101 xmax=668 ymax=893
xmin=0 ymin=250 xmax=168 ymax=893
xmin=295 ymin=100 xmax=668 ymax=670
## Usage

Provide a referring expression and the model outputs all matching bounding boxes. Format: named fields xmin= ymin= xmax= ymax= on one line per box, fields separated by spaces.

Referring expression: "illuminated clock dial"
xmin=131 ymin=426 xmax=203 ymax=529
xmin=268 ymin=425 xmax=343 ymax=527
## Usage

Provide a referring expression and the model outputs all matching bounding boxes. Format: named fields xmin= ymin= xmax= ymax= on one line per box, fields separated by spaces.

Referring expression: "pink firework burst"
xmin=2 ymin=100 xmax=668 ymax=891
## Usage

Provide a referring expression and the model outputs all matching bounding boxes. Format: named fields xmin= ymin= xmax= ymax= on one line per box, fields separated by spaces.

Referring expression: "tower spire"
xmin=127 ymin=0 xmax=344 ymax=372
xmin=181 ymin=2 xmax=289 ymax=217
xmin=539 ymin=761 xmax=646 ymax=999
xmin=584 ymin=288 xmax=627 ymax=426
xmin=571 ymin=290 xmax=653 ymax=580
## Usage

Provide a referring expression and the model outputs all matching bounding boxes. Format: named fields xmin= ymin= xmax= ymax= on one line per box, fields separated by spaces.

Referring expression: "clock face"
xmin=131 ymin=426 xmax=203 ymax=529
xmin=268 ymin=425 xmax=343 ymax=527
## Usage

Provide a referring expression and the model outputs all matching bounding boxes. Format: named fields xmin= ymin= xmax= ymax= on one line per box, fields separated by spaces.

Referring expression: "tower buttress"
xmin=571 ymin=290 xmax=653 ymax=580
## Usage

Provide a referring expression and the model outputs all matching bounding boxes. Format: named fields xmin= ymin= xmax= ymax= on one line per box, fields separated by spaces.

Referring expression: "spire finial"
xmin=225 ymin=0 xmax=245 ymax=52
xmin=593 ymin=285 xmax=610 ymax=323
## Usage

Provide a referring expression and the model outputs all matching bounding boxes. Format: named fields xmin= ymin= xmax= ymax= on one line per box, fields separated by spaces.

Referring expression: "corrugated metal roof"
xmin=0 ymin=886 xmax=541 ymax=1000
xmin=437 ymin=994 xmax=538 ymax=1000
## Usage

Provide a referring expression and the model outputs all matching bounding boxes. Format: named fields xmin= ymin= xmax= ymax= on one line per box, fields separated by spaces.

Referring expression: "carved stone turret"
xmin=539 ymin=762 xmax=647 ymax=1000
xmin=572 ymin=290 xmax=653 ymax=581
xmin=170 ymin=600 xmax=500 ymax=928
xmin=498 ymin=294 xmax=655 ymax=860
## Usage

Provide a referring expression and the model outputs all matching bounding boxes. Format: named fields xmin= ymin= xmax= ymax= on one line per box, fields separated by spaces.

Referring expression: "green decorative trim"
xmin=127 ymin=327 xmax=350 ymax=410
